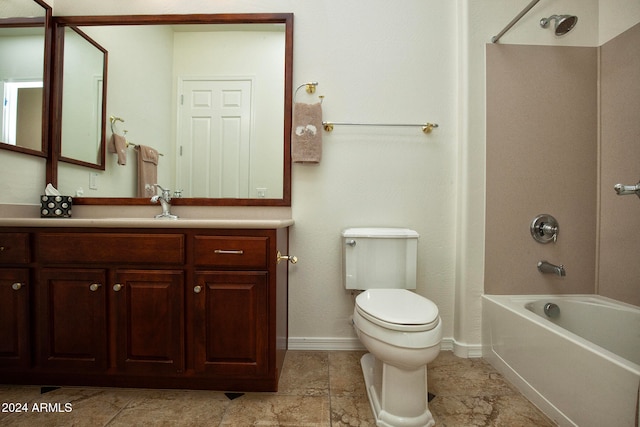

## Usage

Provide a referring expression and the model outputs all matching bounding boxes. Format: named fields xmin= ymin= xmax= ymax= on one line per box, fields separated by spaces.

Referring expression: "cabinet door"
xmin=192 ymin=271 xmax=268 ymax=376
xmin=0 ymin=269 xmax=30 ymax=369
xmin=113 ymin=270 xmax=184 ymax=375
xmin=37 ymin=268 xmax=108 ymax=371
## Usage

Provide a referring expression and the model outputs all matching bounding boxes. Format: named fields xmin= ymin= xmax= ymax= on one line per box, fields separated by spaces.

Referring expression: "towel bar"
xmin=322 ymin=121 xmax=438 ymax=134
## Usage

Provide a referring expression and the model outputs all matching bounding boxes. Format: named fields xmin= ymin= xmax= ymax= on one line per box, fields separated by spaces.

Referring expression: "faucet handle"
xmin=614 ymin=182 xmax=640 ymax=198
xmin=154 ymin=184 xmax=171 ymax=198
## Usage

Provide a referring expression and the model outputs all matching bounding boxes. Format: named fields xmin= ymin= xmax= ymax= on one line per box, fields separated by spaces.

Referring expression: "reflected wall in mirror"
xmin=54 ymin=14 xmax=293 ymax=206
xmin=58 ymin=26 xmax=107 ymax=169
xmin=0 ymin=0 xmax=50 ymax=157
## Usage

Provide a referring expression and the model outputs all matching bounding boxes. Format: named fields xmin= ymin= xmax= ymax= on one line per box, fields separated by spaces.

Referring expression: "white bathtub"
xmin=483 ymin=294 xmax=640 ymax=427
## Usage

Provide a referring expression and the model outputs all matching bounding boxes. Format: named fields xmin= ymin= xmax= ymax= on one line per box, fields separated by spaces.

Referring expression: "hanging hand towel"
xmin=292 ymin=102 xmax=323 ymax=164
xmin=136 ymin=145 xmax=159 ymax=197
xmin=107 ymin=134 xmax=128 ymax=165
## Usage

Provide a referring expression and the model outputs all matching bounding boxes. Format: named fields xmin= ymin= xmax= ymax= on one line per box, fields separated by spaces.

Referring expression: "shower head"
xmin=540 ymin=14 xmax=578 ymax=36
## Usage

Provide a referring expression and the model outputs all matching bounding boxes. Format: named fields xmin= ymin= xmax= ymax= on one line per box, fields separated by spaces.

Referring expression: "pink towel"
xmin=137 ymin=145 xmax=159 ymax=197
xmin=292 ymin=102 xmax=323 ymax=164
xmin=108 ymin=134 xmax=127 ymax=165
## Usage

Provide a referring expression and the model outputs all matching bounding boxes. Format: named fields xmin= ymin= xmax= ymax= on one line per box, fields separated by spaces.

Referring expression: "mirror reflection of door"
xmin=2 ymin=80 xmax=42 ymax=149
xmin=177 ymin=78 xmax=252 ymax=198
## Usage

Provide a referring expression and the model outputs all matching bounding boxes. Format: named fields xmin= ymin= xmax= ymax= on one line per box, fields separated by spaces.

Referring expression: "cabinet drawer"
xmin=0 ymin=233 xmax=30 ymax=264
xmin=194 ymin=236 xmax=268 ymax=269
xmin=36 ymin=233 xmax=184 ymax=264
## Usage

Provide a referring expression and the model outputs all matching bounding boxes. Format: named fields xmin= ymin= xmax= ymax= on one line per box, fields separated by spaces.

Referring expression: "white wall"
xmin=600 ymin=0 xmax=640 ymax=44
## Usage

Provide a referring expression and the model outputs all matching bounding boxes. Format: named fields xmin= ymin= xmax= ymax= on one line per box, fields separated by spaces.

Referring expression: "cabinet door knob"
xmin=276 ymin=251 xmax=298 ymax=264
xmin=113 ymin=283 xmax=123 ymax=291
xmin=12 ymin=282 xmax=23 ymax=290
xmin=193 ymin=285 xmax=202 ymax=294
xmin=89 ymin=283 xmax=102 ymax=292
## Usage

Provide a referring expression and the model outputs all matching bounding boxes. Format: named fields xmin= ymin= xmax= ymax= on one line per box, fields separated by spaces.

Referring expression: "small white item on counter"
xmin=44 ymin=183 xmax=61 ymax=196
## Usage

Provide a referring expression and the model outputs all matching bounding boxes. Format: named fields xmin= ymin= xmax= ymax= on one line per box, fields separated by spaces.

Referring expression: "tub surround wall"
xmin=485 ymin=44 xmax=598 ymax=295
xmin=486 ymin=23 xmax=640 ymax=308
xmin=598 ymin=22 xmax=640 ymax=307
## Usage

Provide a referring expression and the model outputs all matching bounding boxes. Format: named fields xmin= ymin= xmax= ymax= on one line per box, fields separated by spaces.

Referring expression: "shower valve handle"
xmin=614 ymin=182 xmax=640 ymax=198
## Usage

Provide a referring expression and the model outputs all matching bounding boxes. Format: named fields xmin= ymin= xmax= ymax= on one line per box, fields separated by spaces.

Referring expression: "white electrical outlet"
xmin=256 ymin=188 xmax=267 ymax=198
xmin=89 ymin=172 xmax=98 ymax=190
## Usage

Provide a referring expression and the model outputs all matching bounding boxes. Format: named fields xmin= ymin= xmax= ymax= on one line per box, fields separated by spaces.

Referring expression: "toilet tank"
xmin=342 ymin=227 xmax=419 ymax=290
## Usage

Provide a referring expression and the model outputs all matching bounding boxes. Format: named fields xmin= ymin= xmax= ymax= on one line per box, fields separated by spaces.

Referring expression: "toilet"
xmin=342 ymin=227 xmax=442 ymax=427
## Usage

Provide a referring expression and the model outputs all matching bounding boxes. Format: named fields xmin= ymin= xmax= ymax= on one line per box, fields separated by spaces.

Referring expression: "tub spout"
xmin=537 ymin=260 xmax=565 ymax=277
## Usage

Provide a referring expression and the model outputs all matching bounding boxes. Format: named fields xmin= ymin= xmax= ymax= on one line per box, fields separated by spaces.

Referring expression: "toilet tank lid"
xmin=342 ymin=228 xmax=419 ymax=238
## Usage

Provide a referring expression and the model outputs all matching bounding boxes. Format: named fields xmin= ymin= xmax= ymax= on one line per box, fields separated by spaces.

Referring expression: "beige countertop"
xmin=0 ymin=217 xmax=294 ymax=229
xmin=0 ymin=204 xmax=294 ymax=229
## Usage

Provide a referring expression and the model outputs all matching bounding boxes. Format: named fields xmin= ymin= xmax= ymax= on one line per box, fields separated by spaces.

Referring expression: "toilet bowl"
xmin=353 ymin=289 xmax=441 ymax=427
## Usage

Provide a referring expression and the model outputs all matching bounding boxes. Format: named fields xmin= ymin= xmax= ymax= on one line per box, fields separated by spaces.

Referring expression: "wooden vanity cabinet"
xmin=36 ymin=268 xmax=109 ymax=372
xmin=0 ymin=226 xmax=289 ymax=392
xmin=0 ymin=232 xmax=31 ymax=369
xmin=0 ymin=268 xmax=30 ymax=369
xmin=186 ymin=230 xmax=288 ymax=390
xmin=113 ymin=269 xmax=185 ymax=375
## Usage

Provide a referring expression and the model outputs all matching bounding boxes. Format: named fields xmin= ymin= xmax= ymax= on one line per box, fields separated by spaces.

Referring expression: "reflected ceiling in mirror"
xmin=1 ymin=0 xmax=46 ymax=18
xmin=0 ymin=0 xmax=50 ymax=157
xmin=54 ymin=14 xmax=293 ymax=207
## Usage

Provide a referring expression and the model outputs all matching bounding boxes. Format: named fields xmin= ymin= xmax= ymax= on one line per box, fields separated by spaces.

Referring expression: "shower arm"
xmin=491 ymin=0 xmax=541 ymax=43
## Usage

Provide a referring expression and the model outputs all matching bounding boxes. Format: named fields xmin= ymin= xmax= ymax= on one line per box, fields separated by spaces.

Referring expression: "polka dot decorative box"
xmin=40 ymin=195 xmax=72 ymax=218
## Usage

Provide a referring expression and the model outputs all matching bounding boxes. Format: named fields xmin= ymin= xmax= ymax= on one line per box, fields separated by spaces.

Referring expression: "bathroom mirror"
xmin=53 ymin=14 xmax=293 ymax=206
xmin=58 ymin=26 xmax=107 ymax=169
xmin=0 ymin=0 xmax=50 ymax=158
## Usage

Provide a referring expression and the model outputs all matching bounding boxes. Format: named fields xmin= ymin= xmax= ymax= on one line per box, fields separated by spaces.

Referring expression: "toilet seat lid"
xmin=355 ymin=289 xmax=439 ymax=330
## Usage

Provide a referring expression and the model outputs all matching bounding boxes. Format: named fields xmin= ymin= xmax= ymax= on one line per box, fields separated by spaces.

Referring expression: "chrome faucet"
xmin=537 ymin=260 xmax=565 ymax=277
xmin=150 ymin=184 xmax=178 ymax=219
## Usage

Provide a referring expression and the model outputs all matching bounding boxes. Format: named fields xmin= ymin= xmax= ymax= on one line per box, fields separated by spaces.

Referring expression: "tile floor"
xmin=0 ymin=351 xmax=556 ymax=426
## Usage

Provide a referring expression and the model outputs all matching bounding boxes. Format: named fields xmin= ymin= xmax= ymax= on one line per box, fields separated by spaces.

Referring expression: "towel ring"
xmin=109 ymin=115 xmax=125 ymax=134
xmin=294 ymin=82 xmax=322 ymax=103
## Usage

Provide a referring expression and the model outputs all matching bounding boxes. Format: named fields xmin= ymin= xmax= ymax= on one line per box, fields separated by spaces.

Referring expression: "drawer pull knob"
xmin=113 ymin=283 xmax=123 ymax=292
xmin=277 ymin=251 xmax=298 ymax=264
xmin=0 ymin=246 xmax=4 ymax=251
xmin=193 ymin=285 xmax=202 ymax=294
xmin=12 ymin=282 xmax=23 ymax=290
xmin=214 ymin=249 xmax=244 ymax=255
xmin=89 ymin=283 xmax=102 ymax=292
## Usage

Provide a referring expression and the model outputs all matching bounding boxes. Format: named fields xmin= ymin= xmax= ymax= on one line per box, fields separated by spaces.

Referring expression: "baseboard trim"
xmin=288 ymin=336 xmax=482 ymax=358
xmin=451 ymin=339 xmax=483 ymax=358
xmin=288 ymin=337 xmax=365 ymax=351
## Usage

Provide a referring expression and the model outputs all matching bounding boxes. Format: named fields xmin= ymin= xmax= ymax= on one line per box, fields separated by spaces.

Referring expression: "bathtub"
xmin=483 ymin=294 xmax=640 ymax=427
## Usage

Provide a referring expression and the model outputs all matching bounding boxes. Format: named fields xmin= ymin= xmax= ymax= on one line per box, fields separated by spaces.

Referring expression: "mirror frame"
xmin=50 ymin=13 xmax=293 ymax=207
xmin=0 ymin=0 xmax=51 ymax=160
xmin=56 ymin=25 xmax=108 ymax=170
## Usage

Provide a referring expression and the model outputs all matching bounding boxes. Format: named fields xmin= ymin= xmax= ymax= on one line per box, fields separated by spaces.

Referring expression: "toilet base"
xmin=361 ymin=353 xmax=435 ymax=427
